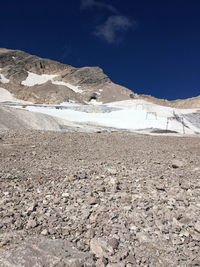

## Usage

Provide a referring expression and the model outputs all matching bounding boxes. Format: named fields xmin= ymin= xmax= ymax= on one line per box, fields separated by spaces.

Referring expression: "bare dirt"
xmin=0 ymin=130 xmax=200 ymax=266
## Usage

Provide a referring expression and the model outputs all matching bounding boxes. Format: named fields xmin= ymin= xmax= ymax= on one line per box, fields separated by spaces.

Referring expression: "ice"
xmin=24 ymin=99 xmax=200 ymax=135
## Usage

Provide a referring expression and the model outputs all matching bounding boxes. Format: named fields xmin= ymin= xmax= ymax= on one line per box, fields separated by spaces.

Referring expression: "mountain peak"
xmin=0 ymin=49 xmax=134 ymax=104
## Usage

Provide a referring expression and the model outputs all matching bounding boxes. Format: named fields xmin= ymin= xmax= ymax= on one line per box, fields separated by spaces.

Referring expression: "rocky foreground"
xmin=0 ymin=130 xmax=200 ymax=266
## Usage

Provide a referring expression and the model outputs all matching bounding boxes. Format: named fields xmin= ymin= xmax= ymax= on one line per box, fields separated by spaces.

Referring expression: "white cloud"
xmin=81 ymin=0 xmax=137 ymax=44
xmin=81 ymin=0 xmax=118 ymax=14
xmin=95 ymin=15 xmax=136 ymax=43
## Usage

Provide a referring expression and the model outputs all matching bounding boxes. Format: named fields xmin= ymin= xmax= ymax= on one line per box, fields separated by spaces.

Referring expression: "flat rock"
xmin=0 ymin=237 xmax=95 ymax=267
xmin=90 ymin=238 xmax=114 ymax=258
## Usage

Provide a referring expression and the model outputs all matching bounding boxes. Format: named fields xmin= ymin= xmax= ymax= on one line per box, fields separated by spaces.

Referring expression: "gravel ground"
xmin=0 ymin=130 xmax=200 ymax=266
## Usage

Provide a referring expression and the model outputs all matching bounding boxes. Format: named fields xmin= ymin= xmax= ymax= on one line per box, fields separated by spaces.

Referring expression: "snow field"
xmin=25 ymin=100 xmax=199 ymax=134
xmin=21 ymin=72 xmax=83 ymax=93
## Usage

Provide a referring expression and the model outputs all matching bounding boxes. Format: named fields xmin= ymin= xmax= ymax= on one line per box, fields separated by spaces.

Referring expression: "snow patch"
xmin=0 ymin=87 xmax=30 ymax=103
xmin=52 ymin=80 xmax=83 ymax=93
xmin=0 ymin=71 xmax=9 ymax=83
xmin=21 ymin=72 xmax=83 ymax=93
xmin=88 ymin=99 xmax=103 ymax=105
xmin=21 ymin=72 xmax=58 ymax=86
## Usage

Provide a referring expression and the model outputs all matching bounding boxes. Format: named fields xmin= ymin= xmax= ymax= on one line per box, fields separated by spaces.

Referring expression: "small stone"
xmin=107 ymin=263 xmax=125 ymax=267
xmin=155 ymin=183 xmax=165 ymax=191
xmin=89 ymin=197 xmax=100 ymax=205
xmin=62 ymin=192 xmax=69 ymax=198
xmin=41 ymin=229 xmax=48 ymax=236
xmin=42 ymin=200 xmax=48 ymax=205
xmin=108 ymin=238 xmax=119 ymax=250
xmin=54 ymin=198 xmax=60 ymax=204
xmin=26 ymin=219 xmax=37 ymax=229
xmin=136 ymin=232 xmax=150 ymax=243
xmin=27 ymin=202 xmax=38 ymax=215
xmin=85 ymin=229 xmax=95 ymax=239
xmin=192 ymin=259 xmax=200 ymax=266
xmin=172 ymin=217 xmax=182 ymax=227
xmin=89 ymin=214 xmax=98 ymax=223
xmin=126 ymin=254 xmax=136 ymax=264
xmin=180 ymin=181 xmax=190 ymax=190
xmin=107 ymin=168 xmax=118 ymax=175
xmin=171 ymin=159 xmax=183 ymax=168
xmin=96 ymin=257 xmax=108 ymax=267
xmin=90 ymin=238 xmax=114 ymax=258
xmin=194 ymin=223 xmax=200 ymax=233
xmin=66 ymin=258 xmax=82 ymax=267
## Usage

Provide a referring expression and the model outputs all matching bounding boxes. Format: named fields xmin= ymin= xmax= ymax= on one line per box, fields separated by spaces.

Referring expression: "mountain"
xmin=0 ymin=48 xmax=134 ymax=104
xmin=1 ymin=48 xmax=200 ymax=108
xmin=136 ymin=94 xmax=200 ymax=109
xmin=0 ymin=48 xmax=200 ymax=135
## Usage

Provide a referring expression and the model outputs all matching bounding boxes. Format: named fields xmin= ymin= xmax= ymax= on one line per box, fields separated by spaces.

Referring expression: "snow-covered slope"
xmin=18 ymin=99 xmax=200 ymax=135
xmin=0 ymin=87 xmax=30 ymax=104
xmin=0 ymin=87 xmax=199 ymax=135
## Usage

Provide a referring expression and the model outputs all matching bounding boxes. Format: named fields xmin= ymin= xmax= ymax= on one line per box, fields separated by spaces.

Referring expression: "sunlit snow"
xmin=21 ymin=72 xmax=58 ymax=86
xmin=21 ymin=72 xmax=83 ymax=93
xmin=0 ymin=69 xmax=9 ymax=84
xmin=24 ymin=99 xmax=200 ymax=135
xmin=52 ymin=80 xmax=83 ymax=93
xmin=1 ymin=85 xmax=199 ymax=136
xmin=0 ymin=87 xmax=30 ymax=103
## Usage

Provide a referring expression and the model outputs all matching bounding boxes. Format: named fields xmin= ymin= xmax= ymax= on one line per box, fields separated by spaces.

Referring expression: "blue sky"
xmin=1 ymin=0 xmax=200 ymax=100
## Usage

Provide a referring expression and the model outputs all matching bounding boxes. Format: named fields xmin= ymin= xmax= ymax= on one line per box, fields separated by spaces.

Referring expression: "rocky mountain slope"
xmin=1 ymin=48 xmax=200 ymax=108
xmin=0 ymin=48 xmax=134 ymax=104
xmin=137 ymin=94 xmax=200 ymax=109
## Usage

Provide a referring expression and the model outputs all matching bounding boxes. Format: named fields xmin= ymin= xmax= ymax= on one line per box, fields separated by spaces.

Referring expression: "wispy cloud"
xmin=81 ymin=0 xmax=118 ymax=14
xmin=95 ymin=15 xmax=136 ymax=43
xmin=81 ymin=0 xmax=137 ymax=44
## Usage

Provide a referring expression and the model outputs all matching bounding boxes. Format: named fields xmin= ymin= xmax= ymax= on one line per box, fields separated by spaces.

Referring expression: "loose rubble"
xmin=0 ymin=130 xmax=200 ymax=266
